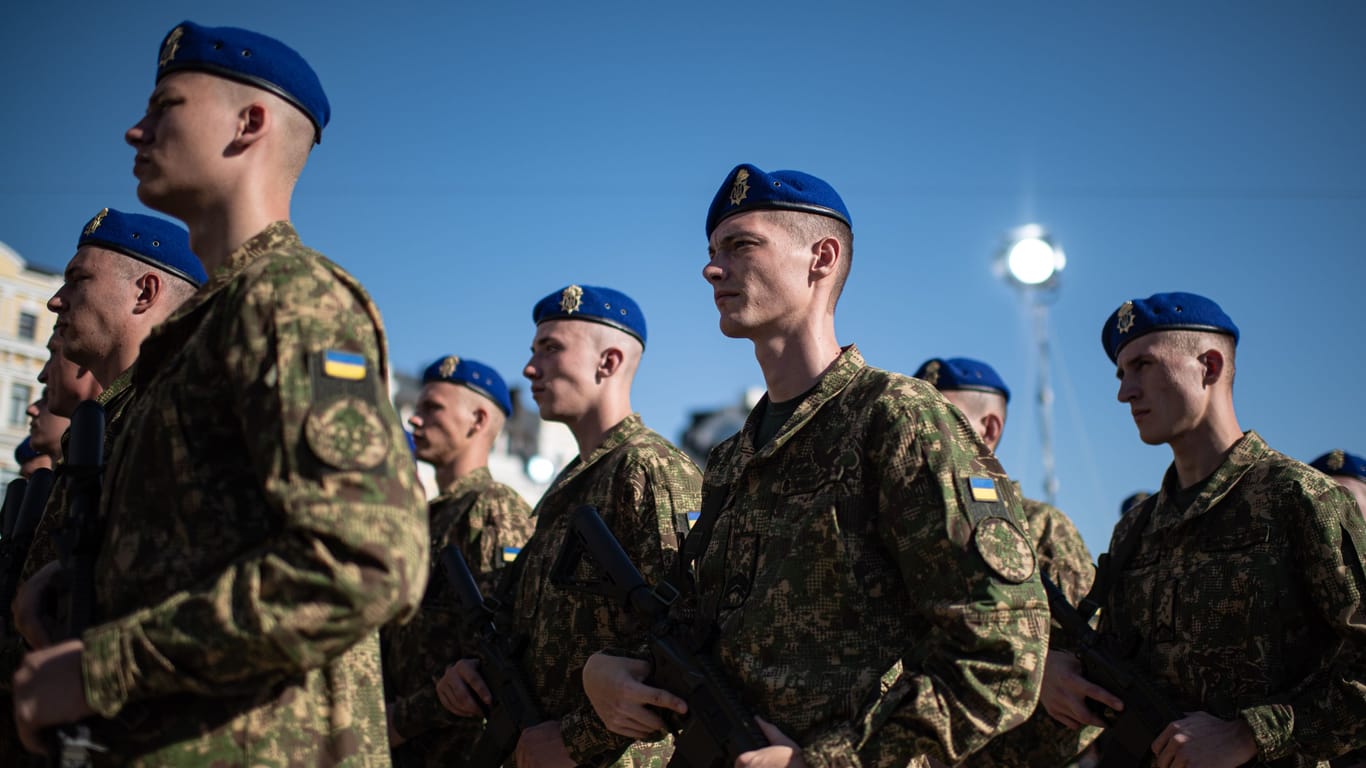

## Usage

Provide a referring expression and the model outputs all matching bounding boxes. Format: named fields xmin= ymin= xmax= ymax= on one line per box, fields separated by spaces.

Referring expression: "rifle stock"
xmin=1041 ymin=574 xmax=1184 ymax=768
xmin=440 ymin=544 xmax=544 ymax=768
xmin=551 ymin=505 xmax=768 ymax=768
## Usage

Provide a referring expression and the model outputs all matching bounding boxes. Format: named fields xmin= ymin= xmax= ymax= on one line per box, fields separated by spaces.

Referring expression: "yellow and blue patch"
xmin=322 ymin=350 xmax=367 ymax=381
xmin=501 ymin=546 xmax=521 ymax=563
xmin=686 ymin=511 xmax=700 ymax=530
xmin=969 ymin=477 xmax=999 ymax=503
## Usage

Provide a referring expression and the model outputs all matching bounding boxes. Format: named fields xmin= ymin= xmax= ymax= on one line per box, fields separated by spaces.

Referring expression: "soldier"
xmin=23 ymin=393 xmax=68 ymax=465
xmin=37 ymin=333 xmax=103 ymax=424
xmin=435 ymin=285 xmax=703 ymax=766
xmin=583 ymin=165 xmax=1049 ymax=766
xmin=383 ymin=355 xmax=533 ymax=767
xmin=20 ymin=209 xmax=206 ymax=589
xmin=1309 ymin=450 xmax=1366 ymax=520
xmin=11 ymin=20 xmax=429 ymax=765
xmin=913 ymin=356 xmax=1097 ymax=767
xmin=1042 ymin=292 xmax=1366 ymax=766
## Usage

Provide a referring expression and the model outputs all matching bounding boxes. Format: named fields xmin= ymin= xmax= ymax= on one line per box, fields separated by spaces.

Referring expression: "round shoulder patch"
xmin=973 ymin=517 xmax=1037 ymax=583
xmin=305 ymin=395 xmax=390 ymax=471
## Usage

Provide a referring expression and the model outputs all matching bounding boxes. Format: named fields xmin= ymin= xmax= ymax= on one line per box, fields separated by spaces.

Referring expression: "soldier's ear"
xmin=980 ymin=412 xmax=1004 ymax=452
xmin=131 ymin=272 xmax=163 ymax=314
xmin=233 ymin=101 xmax=271 ymax=149
xmin=810 ymin=235 xmax=840 ymax=279
xmin=597 ymin=346 xmax=624 ymax=381
xmin=469 ymin=405 xmax=489 ymax=436
xmin=1199 ymin=349 xmax=1225 ymax=387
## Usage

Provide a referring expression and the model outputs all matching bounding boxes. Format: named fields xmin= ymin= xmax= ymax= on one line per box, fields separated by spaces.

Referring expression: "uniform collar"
xmin=95 ymin=367 xmax=135 ymax=406
xmin=1152 ymin=430 xmax=1267 ymax=532
xmin=432 ymin=466 xmax=493 ymax=502
xmin=735 ymin=345 xmax=865 ymax=465
xmin=548 ymin=413 xmax=646 ymax=492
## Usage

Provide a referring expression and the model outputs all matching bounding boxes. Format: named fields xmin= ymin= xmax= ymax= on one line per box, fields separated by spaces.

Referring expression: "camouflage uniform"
xmin=500 ymin=414 xmax=701 ymax=766
xmin=383 ymin=467 xmax=533 ymax=767
xmin=79 ymin=222 xmax=429 ymax=765
xmin=973 ymin=491 xmax=1098 ymax=768
xmin=694 ymin=346 xmax=1049 ymax=767
xmin=1098 ymin=431 xmax=1366 ymax=766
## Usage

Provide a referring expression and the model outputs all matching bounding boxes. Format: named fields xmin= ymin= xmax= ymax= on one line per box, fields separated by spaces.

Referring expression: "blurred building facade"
xmin=0 ymin=241 xmax=60 ymax=482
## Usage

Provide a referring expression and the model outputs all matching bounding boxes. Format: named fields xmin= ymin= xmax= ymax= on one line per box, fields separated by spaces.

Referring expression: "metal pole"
xmin=1033 ymin=299 xmax=1058 ymax=505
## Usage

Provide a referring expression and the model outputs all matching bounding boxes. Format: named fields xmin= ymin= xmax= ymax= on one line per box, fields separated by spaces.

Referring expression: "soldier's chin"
xmin=135 ymin=182 xmax=188 ymax=221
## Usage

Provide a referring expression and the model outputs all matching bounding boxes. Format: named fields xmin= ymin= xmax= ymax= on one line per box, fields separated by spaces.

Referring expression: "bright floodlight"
xmin=526 ymin=455 xmax=556 ymax=484
xmin=1001 ymin=225 xmax=1065 ymax=288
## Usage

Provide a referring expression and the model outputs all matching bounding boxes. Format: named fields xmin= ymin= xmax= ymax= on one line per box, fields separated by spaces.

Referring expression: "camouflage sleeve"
xmin=803 ymin=397 xmax=1049 ymax=767
xmin=1028 ymin=501 xmax=1095 ymax=607
xmin=390 ymin=489 xmax=532 ymax=738
xmin=560 ymin=452 xmax=703 ymax=765
xmin=80 ymin=262 xmax=429 ymax=716
xmin=1238 ymin=484 xmax=1366 ymax=761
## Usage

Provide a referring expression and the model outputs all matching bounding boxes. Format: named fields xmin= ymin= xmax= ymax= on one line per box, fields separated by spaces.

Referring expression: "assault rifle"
xmin=551 ymin=505 xmax=768 ymax=768
xmin=1042 ymin=574 xmax=1184 ymax=768
xmin=440 ymin=544 xmax=544 ymax=768
xmin=0 ymin=468 xmax=54 ymax=636
xmin=50 ymin=400 xmax=110 ymax=767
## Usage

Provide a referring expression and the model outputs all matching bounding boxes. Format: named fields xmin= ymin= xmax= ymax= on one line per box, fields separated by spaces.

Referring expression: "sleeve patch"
xmin=502 ymin=546 xmax=521 ymax=563
xmin=304 ymin=395 xmax=390 ymax=471
xmin=973 ymin=517 xmax=1037 ymax=584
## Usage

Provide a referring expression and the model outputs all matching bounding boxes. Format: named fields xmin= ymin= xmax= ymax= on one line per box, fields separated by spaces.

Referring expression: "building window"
xmin=17 ymin=311 xmax=37 ymax=341
xmin=9 ymin=383 xmax=31 ymax=427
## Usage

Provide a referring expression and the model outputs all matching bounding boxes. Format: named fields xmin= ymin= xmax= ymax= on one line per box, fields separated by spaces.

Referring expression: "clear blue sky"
xmin=3 ymin=1 xmax=1363 ymax=556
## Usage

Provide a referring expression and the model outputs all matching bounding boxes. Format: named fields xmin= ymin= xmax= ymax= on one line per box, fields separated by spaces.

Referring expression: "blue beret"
xmin=706 ymin=164 xmax=851 ymax=238
xmin=156 ymin=21 xmax=329 ymax=143
xmin=421 ymin=355 xmax=513 ymax=416
xmin=913 ymin=357 xmax=1011 ymax=403
xmin=1310 ymin=450 xmax=1366 ymax=482
xmin=533 ymin=285 xmax=646 ymax=348
xmin=14 ymin=437 xmax=39 ymax=465
xmin=78 ymin=208 xmax=206 ymax=287
xmin=1121 ymin=491 xmax=1152 ymax=516
xmin=1101 ymin=291 xmax=1239 ymax=363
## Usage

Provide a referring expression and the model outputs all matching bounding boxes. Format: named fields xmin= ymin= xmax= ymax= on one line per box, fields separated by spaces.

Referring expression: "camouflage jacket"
xmin=501 ymin=414 xmax=702 ymax=766
xmin=1100 ymin=431 xmax=1366 ymax=766
xmin=383 ymin=467 xmax=533 ymax=766
xmin=22 ymin=368 xmax=136 ymax=583
xmin=695 ymin=346 xmax=1049 ymax=768
xmin=80 ymin=222 xmax=429 ymax=766
xmin=971 ymin=490 xmax=1098 ymax=768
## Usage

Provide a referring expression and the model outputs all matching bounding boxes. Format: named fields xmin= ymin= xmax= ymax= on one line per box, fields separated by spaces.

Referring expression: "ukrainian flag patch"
xmin=969 ymin=477 xmax=999 ymax=503
xmin=686 ymin=511 xmax=700 ymax=530
xmin=501 ymin=546 xmax=521 ymax=563
xmin=322 ymin=350 xmax=367 ymax=381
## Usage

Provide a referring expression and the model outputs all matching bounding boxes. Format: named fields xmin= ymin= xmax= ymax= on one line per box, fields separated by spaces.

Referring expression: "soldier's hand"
xmin=1151 ymin=711 xmax=1257 ymax=768
xmin=1040 ymin=650 xmax=1122 ymax=729
xmin=434 ymin=659 xmax=491 ymax=718
xmin=12 ymin=638 xmax=93 ymax=756
xmin=735 ymin=717 xmax=805 ymax=768
xmin=514 ymin=720 xmax=574 ymax=768
xmin=12 ymin=561 xmax=62 ymax=650
xmin=582 ymin=651 xmax=685 ymax=739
